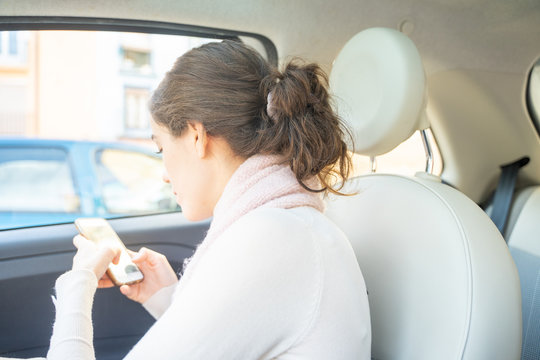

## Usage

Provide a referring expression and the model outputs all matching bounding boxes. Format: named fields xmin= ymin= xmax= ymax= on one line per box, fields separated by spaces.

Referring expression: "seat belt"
xmin=490 ymin=156 xmax=529 ymax=237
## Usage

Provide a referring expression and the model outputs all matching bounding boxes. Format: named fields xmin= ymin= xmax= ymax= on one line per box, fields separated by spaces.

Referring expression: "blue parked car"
xmin=0 ymin=138 xmax=179 ymax=230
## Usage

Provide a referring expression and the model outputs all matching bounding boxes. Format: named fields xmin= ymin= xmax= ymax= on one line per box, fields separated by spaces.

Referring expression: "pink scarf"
xmin=176 ymin=154 xmax=324 ymax=291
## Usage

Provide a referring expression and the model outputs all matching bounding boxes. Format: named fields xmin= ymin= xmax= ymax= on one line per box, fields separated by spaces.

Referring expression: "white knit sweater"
xmin=2 ymin=206 xmax=371 ymax=359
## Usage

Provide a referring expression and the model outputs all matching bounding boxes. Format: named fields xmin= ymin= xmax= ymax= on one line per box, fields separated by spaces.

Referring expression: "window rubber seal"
xmin=0 ymin=16 xmax=278 ymax=65
xmin=525 ymin=59 xmax=540 ymax=139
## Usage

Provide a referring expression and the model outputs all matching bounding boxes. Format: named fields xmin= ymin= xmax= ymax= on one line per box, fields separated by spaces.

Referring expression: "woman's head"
xmin=150 ymin=40 xmax=353 ymax=219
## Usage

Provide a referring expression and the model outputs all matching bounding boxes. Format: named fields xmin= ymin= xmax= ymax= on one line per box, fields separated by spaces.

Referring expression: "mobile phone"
xmin=74 ymin=218 xmax=144 ymax=286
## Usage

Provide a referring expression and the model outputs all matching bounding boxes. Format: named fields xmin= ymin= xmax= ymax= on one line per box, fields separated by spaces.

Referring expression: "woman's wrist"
xmin=58 ymin=268 xmax=98 ymax=287
xmin=142 ymin=283 xmax=177 ymax=319
xmin=54 ymin=269 xmax=98 ymax=315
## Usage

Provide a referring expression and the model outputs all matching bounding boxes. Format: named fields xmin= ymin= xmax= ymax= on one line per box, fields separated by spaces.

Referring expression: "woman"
xmin=6 ymin=40 xmax=371 ymax=359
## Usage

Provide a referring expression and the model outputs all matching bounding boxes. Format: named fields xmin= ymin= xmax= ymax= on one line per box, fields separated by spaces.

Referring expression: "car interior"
xmin=0 ymin=1 xmax=539 ymax=359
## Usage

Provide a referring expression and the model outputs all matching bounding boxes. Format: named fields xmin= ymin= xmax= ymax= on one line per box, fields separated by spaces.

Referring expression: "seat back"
xmin=327 ymin=28 xmax=522 ymax=359
xmin=506 ymin=186 xmax=540 ymax=360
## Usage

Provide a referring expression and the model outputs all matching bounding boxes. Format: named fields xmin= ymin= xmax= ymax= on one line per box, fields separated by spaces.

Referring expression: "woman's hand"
xmin=72 ymin=234 xmax=120 ymax=282
xmin=118 ymin=247 xmax=178 ymax=304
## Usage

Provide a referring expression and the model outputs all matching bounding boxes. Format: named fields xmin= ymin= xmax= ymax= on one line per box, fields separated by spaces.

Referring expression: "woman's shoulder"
xmin=201 ymin=207 xmax=332 ymax=273
xmin=218 ymin=206 xmax=316 ymax=249
xmin=235 ymin=206 xmax=346 ymax=239
xmin=222 ymin=206 xmax=332 ymax=245
xmin=216 ymin=206 xmax=349 ymax=260
xmin=234 ymin=206 xmax=314 ymax=228
xmin=194 ymin=206 xmax=325 ymax=310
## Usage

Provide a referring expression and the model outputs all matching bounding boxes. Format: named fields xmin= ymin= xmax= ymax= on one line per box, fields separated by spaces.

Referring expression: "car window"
xmin=0 ymin=147 xmax=79 ymax=212
xmin=351 ymin=129 xmax=443 ymax=177
xmin=0 ymin=27 xmax=272 ymax=230
xmin=95 ymin=148 xmax=178 ymax=214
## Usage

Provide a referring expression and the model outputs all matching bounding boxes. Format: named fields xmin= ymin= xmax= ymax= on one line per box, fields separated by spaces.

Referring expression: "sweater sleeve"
xmin=48 ymin=269 xmax=98 ymax=360
xmin=142 ymin=283 xmax=177 ymax=319
xmin=0 ymin=270 xmax=98 ymax=360
xmin=123 ymin=208 xmax=322 ymax=360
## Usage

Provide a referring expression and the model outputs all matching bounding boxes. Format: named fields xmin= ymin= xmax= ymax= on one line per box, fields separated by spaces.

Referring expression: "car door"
xmin=0 ymin=214 xmax=209 ymax=359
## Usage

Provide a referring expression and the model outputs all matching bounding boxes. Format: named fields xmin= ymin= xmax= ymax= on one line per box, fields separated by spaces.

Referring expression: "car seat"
xmin=325 ymin=27 xmax=522 ymax=359
xmin=505 ymin=186 xmax=540 ymax=360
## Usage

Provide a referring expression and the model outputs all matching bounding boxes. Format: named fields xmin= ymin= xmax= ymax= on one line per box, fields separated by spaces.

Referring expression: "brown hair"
xmin=150 ymin=40 xmax=353 ymax=195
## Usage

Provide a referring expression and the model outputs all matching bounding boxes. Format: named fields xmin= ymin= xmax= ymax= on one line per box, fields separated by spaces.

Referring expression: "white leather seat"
xmin=326 ymin=28 xmax=522 ymax=359
xmin=505 ymin=186 xmax=540 ymax=360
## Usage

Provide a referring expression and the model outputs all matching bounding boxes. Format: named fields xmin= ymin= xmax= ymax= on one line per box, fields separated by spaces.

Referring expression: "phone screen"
xmin=75 ymin=218 xmax=144 ymax=286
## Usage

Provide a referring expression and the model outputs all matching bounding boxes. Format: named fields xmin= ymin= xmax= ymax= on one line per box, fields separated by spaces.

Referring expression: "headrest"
xmin=330 ymin=27 xmax=428 ymax=157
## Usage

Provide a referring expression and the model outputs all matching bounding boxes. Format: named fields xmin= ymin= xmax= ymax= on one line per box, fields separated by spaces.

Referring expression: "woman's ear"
xmin=189 ymin=122 xmax=208 ymax=158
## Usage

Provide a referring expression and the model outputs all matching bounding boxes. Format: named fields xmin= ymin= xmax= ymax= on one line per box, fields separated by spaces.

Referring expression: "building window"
xmin=124 ymin=87 xmax=151 ymax=136
xmin=8 ymin=32 xmax=17 ymax=55
xmin=120 ymin=48 xmax=152 ymax=74
xmin=0 ymin=31 xmax=29 ymax=66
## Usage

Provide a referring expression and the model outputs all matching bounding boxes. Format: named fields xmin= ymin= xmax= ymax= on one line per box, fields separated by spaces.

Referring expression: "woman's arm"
xmin=0 ymin=269 xmax=100 ymax=360
xmin=43 ymin=236 xmax=120 ymax=360
xmin=141 ymin=283 xmax=177 ymax=319
xmin=47 ymin=270 xmax=98 ymax=359
xmin=0 ymin=239 xmax=178 ymax=360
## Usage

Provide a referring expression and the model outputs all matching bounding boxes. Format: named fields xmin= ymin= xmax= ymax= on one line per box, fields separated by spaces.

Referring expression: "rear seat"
xmin=505 ymin=186 xmax=540 ymax=360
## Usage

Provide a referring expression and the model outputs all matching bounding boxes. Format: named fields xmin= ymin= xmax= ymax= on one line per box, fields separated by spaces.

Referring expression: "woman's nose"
xmin=162 ymin=169 xmax=170 ymax=183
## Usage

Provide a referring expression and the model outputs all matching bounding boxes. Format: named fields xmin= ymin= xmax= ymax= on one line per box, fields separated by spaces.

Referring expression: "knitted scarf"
xmin=175 ymin=154 xmax=324 ymax=293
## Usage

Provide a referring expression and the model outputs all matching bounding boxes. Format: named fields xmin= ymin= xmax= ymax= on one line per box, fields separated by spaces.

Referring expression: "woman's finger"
xmin=97 ymin=271 xmax=114 ymax=288
xmin=120 ymin=284 xmax=136 ymax=299
xmin=73 ymin=234 xmax=91 ymax=249
xmin=93 ymin=245 xmax=121 ymax=277
xmin=126 ymin=248 xmax=137 ymax=257
xmin=98 ymin=277 xmax=115 ymax=288
xmin=112 ymin=251 xmax=121 ymax=265
xmin=132 ymin=247 xmax=149 ymax=264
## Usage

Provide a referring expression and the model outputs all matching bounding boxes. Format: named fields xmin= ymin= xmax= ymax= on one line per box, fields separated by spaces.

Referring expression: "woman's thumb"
xmin=132 ymin=247 xmax=149 ymax=264
xmin=120 ymin=284 xmax=133 ymax=297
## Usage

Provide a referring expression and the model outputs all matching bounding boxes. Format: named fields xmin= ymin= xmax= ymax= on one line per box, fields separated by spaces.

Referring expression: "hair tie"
xmin=266 ymin=91 xmax=276 ymax=119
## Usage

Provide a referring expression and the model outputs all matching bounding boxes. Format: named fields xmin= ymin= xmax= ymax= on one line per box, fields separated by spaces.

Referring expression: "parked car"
xmin=0 ymin=1 xmax=539 ymax=360
xmin=0 ymin=138 xmax=179 ymax=230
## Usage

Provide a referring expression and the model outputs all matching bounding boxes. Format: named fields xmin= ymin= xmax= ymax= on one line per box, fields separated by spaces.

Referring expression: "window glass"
xmin=528 ymin=60 xmax=540 ymax=135
xmin=8 ymin=32 xmax=18 ymax=55
xmin=351 ymin=129 xmax=443 ymax=177
xmin=0 ymin=31 xmax=29 ymax=67
xmin=0 ymin=147 xmax=79 ymax=213
xmin=0 ymin=28 xmax=271 ymax=229
xmin=121 ymin=48 xmax=151 ymax=73
xmin=95 ymin=149 xmax=178 ymax=214
xmin=124 ymin=87 xmax=151 ymax=137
